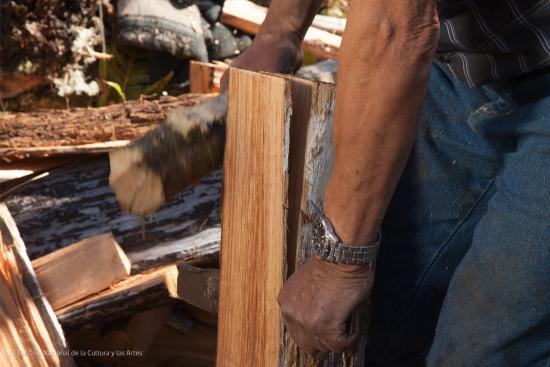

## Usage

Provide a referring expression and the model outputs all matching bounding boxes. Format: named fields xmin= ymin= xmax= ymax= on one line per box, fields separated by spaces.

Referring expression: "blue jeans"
xmin=366 ymin=63 xmax=550 ymax=367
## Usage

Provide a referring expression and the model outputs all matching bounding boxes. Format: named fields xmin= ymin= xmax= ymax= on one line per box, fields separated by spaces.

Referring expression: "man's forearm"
xmin=259 ymin=0 xmax=325 ymax=42
xmin=222 ymin=0 xmax=324 ymax=87
xmin=323 ymin=0 xmax=440 ymax=245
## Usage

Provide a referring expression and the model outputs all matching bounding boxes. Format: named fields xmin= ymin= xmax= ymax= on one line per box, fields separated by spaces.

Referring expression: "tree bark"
xmin=4 ymin=156 xmax=221 ymax=269
xmin=0 ymin=94 xmax=210 ymax=163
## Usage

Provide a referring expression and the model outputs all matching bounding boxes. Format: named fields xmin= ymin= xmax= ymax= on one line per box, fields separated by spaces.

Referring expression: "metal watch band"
xmin=312 ymin=215 xmax=381 ymax=266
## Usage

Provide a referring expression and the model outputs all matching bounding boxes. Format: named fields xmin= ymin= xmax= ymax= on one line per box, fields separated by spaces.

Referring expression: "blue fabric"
xmin=365 ymin=63 xmax=550 ymax=367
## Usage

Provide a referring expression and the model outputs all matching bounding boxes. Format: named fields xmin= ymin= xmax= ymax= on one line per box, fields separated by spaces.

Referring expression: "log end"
xmin=109 ymin=147 xmax=165 ymax=216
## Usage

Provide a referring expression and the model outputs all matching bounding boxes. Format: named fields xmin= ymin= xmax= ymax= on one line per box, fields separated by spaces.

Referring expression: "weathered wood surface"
xmin=177 ymin=264 xmax=219 ymax=314
xmin=287 ymin=77 xmax=368 ymax=367
xmin=56 ymin=265 xmax=179 ymax=332
xmin=3 ymin=156 xmax=221 ymax=270
xmin=32 ymin=233 xmax=131 ymax=311
xmin=217 ymin=69 xmax=291 ymax=367
xmin=0 ymin=94 xmax=209 ymax=162
xmin=221 ymin=0 xmax=341 ymax=59
xmin=297 ymin=59 xmax=338 ymax=84
xmin=0 ymin=204 xmax=74 ymax=367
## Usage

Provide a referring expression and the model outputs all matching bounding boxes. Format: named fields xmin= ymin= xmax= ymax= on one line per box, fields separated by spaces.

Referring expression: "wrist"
xmin=252 ymin=30 xmax=302 ymax=71
xmin=324 ymin=177 xmax=382 ymax=245
xmin=311 ymin=255 xmax=372 ymax=274
xmin=256 ymin=25 xmax=302 ymax=49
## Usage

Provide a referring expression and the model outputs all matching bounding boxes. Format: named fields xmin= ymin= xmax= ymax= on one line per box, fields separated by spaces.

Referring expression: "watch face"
xmin=320 ymin=216 xmax=339 ymax=246
xmin=312 ymin=216 xmax=339 ymax=259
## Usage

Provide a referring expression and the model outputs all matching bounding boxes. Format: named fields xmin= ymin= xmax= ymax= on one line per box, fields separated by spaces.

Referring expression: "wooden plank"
xmin=56 ymin=265 xmax=179 ymax=332
xmin=177 ymin=264 xmax=219 ymax=314
xmin=217 ymin=68 xmax=291 ymax=366
xmin=187 ymin=60 xmax=337 ymax=97
xmin=32 ymin=233 xmax=131 ymax=310
xmin=0 ymin=93 xmax=209 ymax=163
xmin=0 ymin=156 xmax=79 ymax=185
xmin=221 ymin=0 xmax=341 ymax=59
xmin=190 ymin=61 xmax=229 ymax=93
xmin=0 ymin=204 xmax=74 ymax=367
xmin=217 ymin=71 xmax=366 ymax=366
xmin=311 ymin=14 xmax=346 ymax=35
xmin=4 ymin=156 xmax=221 ymax=269
xmin=128 ymin=227 xmax=220 ymax=274
xmin=1 ymin=141 xmax=131 ymax=161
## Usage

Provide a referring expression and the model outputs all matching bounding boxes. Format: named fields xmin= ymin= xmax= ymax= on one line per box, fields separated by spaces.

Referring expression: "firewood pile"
xmin=0 ymin=1 xmax=342 ymax=366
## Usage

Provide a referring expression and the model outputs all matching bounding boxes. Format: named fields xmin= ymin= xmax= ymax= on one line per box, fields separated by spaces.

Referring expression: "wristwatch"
xmin=311 ymin=215 xmax=381 ymax=266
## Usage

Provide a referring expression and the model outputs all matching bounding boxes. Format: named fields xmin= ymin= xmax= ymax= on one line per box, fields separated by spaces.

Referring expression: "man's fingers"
xmin=320 ymin=329 xmax=359 ymax=353
xmin=281 ymin=312 xmax=330 ymax=355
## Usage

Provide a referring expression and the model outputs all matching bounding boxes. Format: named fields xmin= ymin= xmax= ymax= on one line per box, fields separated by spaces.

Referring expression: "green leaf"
xmin=105 ymin=81 xmax=126 ymax=102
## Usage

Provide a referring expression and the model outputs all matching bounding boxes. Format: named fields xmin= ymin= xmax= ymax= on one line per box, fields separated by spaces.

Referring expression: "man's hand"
xmin=220 ymin=31 xmax=303 ymax=90
xmin=277 ymin=256 xmax=374 ymax=354
xmin=220 ymin=0 xmax=328 ymax=89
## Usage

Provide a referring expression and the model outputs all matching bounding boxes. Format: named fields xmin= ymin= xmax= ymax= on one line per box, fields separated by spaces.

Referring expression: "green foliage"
xmin=105 ymin=81 xmax=126 ymax=101
xmin=97 ymin=37 xmax=173 ymax=105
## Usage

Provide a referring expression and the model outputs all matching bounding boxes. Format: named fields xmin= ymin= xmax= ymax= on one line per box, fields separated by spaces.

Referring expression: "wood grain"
xmin=56 ymin=265 xmax=179 ymax=332
xmin=0 ymin=204 xmax=74 ymax=367
xmin=190 ymin=61 xmax=229 ymax=93
xmin=217 ymin=71 xmax=367 ymax=366
xmin=32 ymin=233 xmax=131 ymax=310
xmin=217 ymin=68 xmax=291 ymax=366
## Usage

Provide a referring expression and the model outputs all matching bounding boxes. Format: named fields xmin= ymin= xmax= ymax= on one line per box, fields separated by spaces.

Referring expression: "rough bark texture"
xmin=0 ymin=94 xmax=209 ymax=162
xmin=283 ymin=77 xmax=368 ymax=367
xmin=3 ymin=155 xmax=221 ymax=270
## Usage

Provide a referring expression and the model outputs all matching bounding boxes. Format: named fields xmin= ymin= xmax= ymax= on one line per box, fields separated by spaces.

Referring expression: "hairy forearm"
xmin=323 ymin=0 xmax=440 ymax=244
